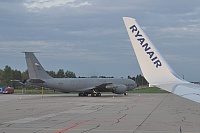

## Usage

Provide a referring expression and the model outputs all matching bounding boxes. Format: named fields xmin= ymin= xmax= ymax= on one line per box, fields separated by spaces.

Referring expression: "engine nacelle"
xmin=111 ymin=84 xmax=127 ymax=94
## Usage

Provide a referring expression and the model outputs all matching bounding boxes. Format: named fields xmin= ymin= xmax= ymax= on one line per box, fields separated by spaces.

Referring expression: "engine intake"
xmin=111 ymin=84 xmax=127 ymax=94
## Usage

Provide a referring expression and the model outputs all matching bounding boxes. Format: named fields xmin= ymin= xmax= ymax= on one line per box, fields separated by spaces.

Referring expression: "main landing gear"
xmin=78 ymin=92 xmax=88 ymax=97
xmin=91 ymin=93 xmax=101 ymax=97
xmin=78 ymin=92 xmax=101 ymax=97
xmin=124 ymin=92 xmax=128 ymax=96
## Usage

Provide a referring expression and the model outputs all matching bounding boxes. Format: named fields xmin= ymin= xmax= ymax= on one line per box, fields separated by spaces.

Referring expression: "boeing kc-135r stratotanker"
xmin=24 ymin=52 xmax=137 ymax=97
xmin=123 ymin=17 xmax=200 ymax=103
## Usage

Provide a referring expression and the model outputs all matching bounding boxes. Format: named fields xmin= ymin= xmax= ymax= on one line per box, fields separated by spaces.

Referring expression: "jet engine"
xmin=107 ymin=84 xmax=127 ymax=94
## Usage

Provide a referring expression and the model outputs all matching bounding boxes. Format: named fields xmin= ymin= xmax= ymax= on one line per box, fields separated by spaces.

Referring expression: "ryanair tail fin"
xmin=123 ymin=17 xmax=186 ymax=86
xmin=24 ymin=52 xmax=52 ymax=79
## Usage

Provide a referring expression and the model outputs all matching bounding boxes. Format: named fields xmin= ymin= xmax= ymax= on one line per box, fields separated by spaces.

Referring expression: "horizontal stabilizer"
xmin=28 ymin=79 xmax=45 ymax=84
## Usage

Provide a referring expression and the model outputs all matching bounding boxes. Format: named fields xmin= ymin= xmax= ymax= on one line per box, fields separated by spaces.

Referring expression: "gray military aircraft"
xmin=24 ymin=52 xmax=137 ymax=97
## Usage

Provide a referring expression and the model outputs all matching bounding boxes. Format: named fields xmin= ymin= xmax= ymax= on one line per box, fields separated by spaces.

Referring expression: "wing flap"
xmin=172 ymin=83 xmax=200 ymax=103
xmin=155 ymin=81 xmax=200 ymax=103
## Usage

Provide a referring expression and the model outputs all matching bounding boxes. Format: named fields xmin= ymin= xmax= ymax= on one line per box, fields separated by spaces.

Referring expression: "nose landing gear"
xmin=124 ymin=92 xmax=128 ymax=96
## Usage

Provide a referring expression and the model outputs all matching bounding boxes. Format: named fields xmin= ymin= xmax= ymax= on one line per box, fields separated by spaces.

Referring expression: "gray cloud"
xmin=0 ymin=0 xmax=200 ymax=80
xmin=24 ymin=0 xmax=92 ymax=11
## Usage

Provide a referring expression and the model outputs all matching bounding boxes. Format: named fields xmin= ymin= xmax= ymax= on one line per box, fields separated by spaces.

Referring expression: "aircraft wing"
xmin=158 ymin=83 xmax=200 ymax=103
xmin=76 ymin=83 xmax=113 ymax=92
xmin=123 ymin=17 xmax=200 ymax=103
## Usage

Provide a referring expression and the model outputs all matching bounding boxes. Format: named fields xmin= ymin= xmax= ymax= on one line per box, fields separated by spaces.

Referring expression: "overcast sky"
xmin=0 ymin=0 xmax=200 ymax=81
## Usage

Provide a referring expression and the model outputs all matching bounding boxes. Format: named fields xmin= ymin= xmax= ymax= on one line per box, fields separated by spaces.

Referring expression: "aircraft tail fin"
xmin=24 ymin=52 xmax=52 ymax=79
xmin=123 ymin=17 xmax=186 ymax=86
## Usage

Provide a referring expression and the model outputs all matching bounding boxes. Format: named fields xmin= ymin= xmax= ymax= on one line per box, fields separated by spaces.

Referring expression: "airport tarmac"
xmin=0 ymin=93 xmax=200 ymax=133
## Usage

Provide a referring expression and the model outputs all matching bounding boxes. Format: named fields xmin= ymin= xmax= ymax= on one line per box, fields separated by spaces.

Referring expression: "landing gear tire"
xmin=124 ymin=92 xmax=128 ymax=96
xmin=96 ymin=93 xmax=101 ymax=97
xmin=91 ymin=93 xmax=96 ymax=97
xmin=91 ymin=93 xmax=101 ymax=97
xmin=78 ymin=93 xmax=84 ymax=97
xmin=79 ymin=92 xmax=88 ymax=97
xmin=83 ymin=92 xmax=88 ymax=96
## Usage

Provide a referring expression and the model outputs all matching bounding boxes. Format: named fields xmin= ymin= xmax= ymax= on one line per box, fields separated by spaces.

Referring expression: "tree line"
xmin=0 ymin=65 xmax=148 ymax=89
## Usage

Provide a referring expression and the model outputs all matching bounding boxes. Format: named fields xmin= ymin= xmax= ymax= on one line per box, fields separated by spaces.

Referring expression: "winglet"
xmin=123 ymin=17 xmax=187 ymax=86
